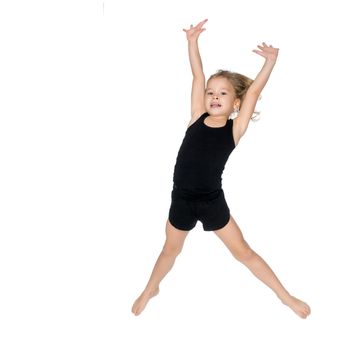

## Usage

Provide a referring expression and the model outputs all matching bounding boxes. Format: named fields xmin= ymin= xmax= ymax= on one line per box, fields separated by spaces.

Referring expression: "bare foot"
xmin=280 ymin=294 xmax=311 ymax=319
xmin=131 ymin=287 xmax=160 ymax=316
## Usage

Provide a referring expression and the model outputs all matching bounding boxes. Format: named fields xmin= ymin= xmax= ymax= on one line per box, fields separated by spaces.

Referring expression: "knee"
xmin=161 ymin=244 xmax=183 ymax=258
xmin=232 ymin=244 xmax=254 ymax=263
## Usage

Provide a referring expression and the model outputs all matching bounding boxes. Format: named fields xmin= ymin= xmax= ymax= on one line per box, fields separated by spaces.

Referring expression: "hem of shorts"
xmin=168 ymin=217 xmax=195 ymax=232
xmin=203 ymin=213 xmax=230 ymax=231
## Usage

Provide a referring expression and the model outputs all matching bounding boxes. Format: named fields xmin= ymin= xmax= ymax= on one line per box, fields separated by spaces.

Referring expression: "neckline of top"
xmin=202 ymin=113 xmax=230 ymax=129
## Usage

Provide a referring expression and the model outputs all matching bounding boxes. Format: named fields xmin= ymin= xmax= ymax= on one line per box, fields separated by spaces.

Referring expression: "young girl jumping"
xmin=132 ymin=19 xmax=311 ymax=319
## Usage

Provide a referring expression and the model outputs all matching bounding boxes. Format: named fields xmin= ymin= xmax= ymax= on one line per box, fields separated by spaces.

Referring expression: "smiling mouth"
xmin=211 ymin=104 xmax=222 ymax=108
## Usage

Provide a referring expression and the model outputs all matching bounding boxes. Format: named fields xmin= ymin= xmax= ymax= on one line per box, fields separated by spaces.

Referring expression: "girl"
xmin=132 ymin=19 xmax=311 ymax=319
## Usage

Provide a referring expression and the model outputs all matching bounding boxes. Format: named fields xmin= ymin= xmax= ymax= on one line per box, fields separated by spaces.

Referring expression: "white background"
xmin=1 ymin=0 xmax=349 ymax=349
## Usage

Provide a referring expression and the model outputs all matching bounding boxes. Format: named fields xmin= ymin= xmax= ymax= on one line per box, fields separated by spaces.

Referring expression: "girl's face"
xmin=205 ymin=77 xmax=239 ymax=117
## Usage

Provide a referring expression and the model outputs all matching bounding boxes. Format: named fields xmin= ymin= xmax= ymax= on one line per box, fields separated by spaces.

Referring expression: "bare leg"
xmin=131 ymin=219 xmax=189 ymax=316
xmin=213 ymin=215 xmax=311 ymax=319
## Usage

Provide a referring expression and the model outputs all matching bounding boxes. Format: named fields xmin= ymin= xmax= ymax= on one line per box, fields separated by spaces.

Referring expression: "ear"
xmin=233 ymin=98 xmax=241 ymax=110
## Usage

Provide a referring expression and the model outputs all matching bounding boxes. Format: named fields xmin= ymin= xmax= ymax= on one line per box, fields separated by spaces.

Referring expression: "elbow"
xmin=245 ymin=87 xmax=261 ymax=98
xmin=192 ymin=72 xmax=205 ymax=80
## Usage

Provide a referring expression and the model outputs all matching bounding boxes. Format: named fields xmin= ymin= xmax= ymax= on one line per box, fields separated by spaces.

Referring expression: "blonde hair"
xmin=208 ymin=70 xmax=261 ymax=121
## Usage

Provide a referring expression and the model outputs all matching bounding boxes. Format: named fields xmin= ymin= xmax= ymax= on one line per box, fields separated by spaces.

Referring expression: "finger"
xmin=196 ymin=18 xmax=208 ymax=28
xmin=252 ymin=50 xmax=266 ymax=57
xmin=262 ymin=42 xmax=267 ymax=46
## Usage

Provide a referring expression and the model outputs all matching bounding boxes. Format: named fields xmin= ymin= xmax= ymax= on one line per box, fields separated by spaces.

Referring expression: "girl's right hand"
xmin=183 ymin=19 xmax=208 ymax=42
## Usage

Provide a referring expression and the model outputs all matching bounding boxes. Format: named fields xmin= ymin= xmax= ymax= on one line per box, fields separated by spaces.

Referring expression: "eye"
xmin=221 ymin=92 xmax=227 ymax=95
xmin=207 ymin=92 xmax=213 ymax=95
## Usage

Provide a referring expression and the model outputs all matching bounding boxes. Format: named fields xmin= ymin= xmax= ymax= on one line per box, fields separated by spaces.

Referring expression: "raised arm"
xmin=183 ymin=19 xmax=208 ymax=121
xmin=249 ymin=43 xmax=279 ymax=96
xmin=236 ymin=43 xmax=279 ymax=138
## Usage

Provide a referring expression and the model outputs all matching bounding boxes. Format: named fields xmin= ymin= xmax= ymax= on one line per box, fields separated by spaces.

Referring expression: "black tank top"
xmin=172 ymin=112 xmax=236 ymax=194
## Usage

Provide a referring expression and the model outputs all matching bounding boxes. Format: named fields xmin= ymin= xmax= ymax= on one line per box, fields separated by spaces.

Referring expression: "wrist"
xmin=265 ymin=57 xmax=277 ymax=65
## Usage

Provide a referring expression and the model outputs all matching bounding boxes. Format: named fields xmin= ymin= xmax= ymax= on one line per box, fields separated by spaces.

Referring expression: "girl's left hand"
xmin=253 ymin=42 xmax=279 ymax=61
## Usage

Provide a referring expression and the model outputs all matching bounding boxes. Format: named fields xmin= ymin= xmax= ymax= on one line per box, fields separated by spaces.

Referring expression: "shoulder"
xmin=187 ymin=111 xmax=208 ymax=129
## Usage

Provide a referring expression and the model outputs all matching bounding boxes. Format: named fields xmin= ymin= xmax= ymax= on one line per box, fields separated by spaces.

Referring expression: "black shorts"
xmin=168 ymin=185 xmax=230 ymax=231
